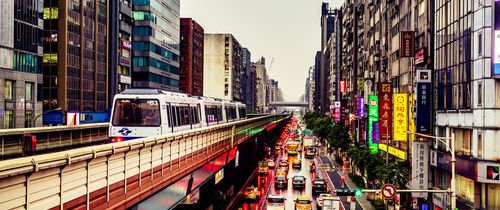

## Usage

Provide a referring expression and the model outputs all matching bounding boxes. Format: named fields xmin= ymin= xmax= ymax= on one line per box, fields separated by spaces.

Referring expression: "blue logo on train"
xmin=118 ymin=128 xmax=132 ymax=136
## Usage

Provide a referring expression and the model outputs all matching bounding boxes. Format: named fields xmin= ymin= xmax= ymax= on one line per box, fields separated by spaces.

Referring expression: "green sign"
xmin=368 ymin=95 xmax=379 ymax=153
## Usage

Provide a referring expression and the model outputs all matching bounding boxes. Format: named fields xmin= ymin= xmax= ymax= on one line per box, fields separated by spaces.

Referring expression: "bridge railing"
xmin=0 ymin=114 xmax=290 ymax=210
xmin=0 ymin=123 xmax=109 ymax=158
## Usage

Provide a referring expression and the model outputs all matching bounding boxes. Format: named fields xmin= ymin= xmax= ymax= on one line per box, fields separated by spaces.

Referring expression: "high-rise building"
xmin=247 ymin=63 xmax=257 ymax=112
xmin=320 ymin=2 xmax=335 ymax=114
xmin=255 ymin=57 xmax=268 ymax=113
xmin=431 ymin=1 xmax=500 ymax=209
xmin=203 ymin=34 xmax=243 ymax=101
xmin=242 ymin=48 xmax=252 ymax=108
xmin=132 ymin=0 xmax=180 ymax=91
xmin=109 ymin=0 xmax=133 ymax=106
xmin=42 ymin=0 xmax=108 ymax=113
xmin=313 ymin=51 xmax=322 ymax=113
xmin=0 ymin=0 xmax=43 ymax=128
xmin=179 ymin=18 xmax=204 ymax=96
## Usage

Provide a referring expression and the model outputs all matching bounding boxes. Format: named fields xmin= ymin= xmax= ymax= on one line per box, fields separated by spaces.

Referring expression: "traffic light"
xmin=335 ymin=189 xmax=362 ymax=196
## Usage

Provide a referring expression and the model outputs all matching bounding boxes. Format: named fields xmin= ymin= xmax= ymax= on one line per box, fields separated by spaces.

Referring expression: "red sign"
xmin=121 ymin=40 xmax=132 ymax=50
xmin=400 ymin=31 xmax=415 ymax=57
xmin=415 ymin=47 xmax=426 ymax=64
xmin=340 ymin=81 xmax=346 ymax=93
xmin=379 ymin=82 xmax=393 ymax=141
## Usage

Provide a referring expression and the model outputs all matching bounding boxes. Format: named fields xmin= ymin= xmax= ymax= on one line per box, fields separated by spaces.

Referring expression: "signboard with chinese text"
xmin=415 ymin=48 xmax=426 ymax=64
xmin=368 ymin=95 xmax=379 ymax=153
xmin=393 ymin=94 xmax=408 ymax=141
xmin=416 ymin=83 xmax=432 ymax=134
xmin=356 ymin=97 xmax=365 ymax=118
xmin=411 ymin=141 xmax=429 ymax=198
xmin=379 ymin=82 xmax=392 ymax=142
xmin=378 ymin=144 xmax=406 ymax=160
xmin=372 ymin=121 xmax=380 ymax=143
xmin=334 ymin=101 xmax=341 ymax=123
xmin=400 ymin=31 xmax=415 ymax=57
xmin=340 ymin=81 xmax=346 ymax=93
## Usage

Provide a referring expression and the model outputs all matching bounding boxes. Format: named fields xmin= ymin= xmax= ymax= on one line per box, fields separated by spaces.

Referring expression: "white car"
xmin=266 ymin=195 xmax=285 ymax=210
xmin=316 ymin=193 xmax=333 ymax=209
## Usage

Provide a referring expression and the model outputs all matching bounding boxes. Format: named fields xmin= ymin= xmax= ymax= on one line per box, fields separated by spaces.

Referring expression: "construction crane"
xmin=267 ymin=57 xmax=275 ymax=74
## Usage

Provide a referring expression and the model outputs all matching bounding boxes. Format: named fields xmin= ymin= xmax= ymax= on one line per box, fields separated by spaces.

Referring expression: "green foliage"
xmin=348 ymin=173 xmax=366 ymax=188
xmin=369 ymin=198 xmax=386 ymax=210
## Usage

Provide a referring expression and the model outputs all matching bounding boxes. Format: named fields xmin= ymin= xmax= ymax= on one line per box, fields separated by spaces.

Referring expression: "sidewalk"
xmin=325 ymin=153 xmax=375 ymax=210
xmin=315 ymin=144 xmax=375 ymax=210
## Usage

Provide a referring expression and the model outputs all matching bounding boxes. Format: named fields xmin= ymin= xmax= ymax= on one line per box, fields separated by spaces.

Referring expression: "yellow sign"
xmin=393 ymin=93 xmax=408 ymax=141
xmin=379 ymin=144 xmax=406 ymax=160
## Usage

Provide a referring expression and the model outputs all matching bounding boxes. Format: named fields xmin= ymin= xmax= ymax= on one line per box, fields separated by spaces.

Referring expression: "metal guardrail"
xmin=0 ymin=123 xmax=109 ymax=158
xmin=0 ymin=114 xmax=289 ymax=210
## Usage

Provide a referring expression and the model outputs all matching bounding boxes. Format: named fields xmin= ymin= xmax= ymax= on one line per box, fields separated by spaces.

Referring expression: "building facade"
xmin=42 ymin=0 xmax=108 ymax=113
xmin=321 ymin=3 xmax=335 ymax=113
xmin=203 ymin=34 xmax=243 ymax=101
xmin=179 ymin=18 xmax=204 ymax=96
xmin=132 ymin=0 xmax=180 ymax=91
xmin=109 ymin=0 xmax=133 ymax=107
xmin=313 ymin=51 xmax=322 ymax=113
xmin=0 ymin=0 xmax=43 ymax=128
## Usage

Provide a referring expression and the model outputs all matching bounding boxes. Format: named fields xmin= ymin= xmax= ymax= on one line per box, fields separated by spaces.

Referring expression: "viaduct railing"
xmin=0 ymin=114 xmax=290 ymax=210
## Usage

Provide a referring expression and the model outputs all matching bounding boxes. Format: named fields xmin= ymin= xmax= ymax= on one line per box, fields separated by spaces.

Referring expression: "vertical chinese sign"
xmin=393 ymin=93 xmax=408 ymax=141
xmin=368 ymin=95 xmax=379 ymax=153
xmin=416 ymin=70 xmax=432 ymax=134
xmin=411 ymin=141 xmax=429 ymax=198
xmin=357 ymin=97 xmax=365 ymax=118
xmin=334 ymin=101 xmax=341 ymax=123
xmin=400 ymin=31 xmax=415 ymax=57
xmin=379 ymin=82 xmax=392 ymax=144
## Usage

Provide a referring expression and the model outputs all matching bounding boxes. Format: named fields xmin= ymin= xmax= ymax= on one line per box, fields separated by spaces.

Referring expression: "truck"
xmin=258 ymin=161 xmax=269 ymax=174
xmin=304 ymin=138 xmax=316 ymax=158
xmin=321 ymin=197 xmax=341 ymax=210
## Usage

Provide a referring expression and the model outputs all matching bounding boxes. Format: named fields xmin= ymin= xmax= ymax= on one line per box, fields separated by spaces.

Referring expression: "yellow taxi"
xmin=294 ymin=196 xmax=312 ymax=210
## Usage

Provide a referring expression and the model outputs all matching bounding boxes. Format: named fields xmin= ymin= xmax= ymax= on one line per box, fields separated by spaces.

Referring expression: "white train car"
xmin=109 ymin=89 xmax=247 ymax=142
xmin=109 ymin=89 xmax=201 ymax=142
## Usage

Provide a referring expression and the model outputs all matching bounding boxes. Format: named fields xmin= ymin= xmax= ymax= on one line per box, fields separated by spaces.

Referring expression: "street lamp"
xmin=406 ymin=131 xmax=456 ymax=210
xmin=33 ymin=107 xmax=62 ymax=127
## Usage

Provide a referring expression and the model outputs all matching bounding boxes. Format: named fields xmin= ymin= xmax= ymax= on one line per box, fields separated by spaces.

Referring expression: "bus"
xmin=287 ymin=142 xmax=299 ymax=156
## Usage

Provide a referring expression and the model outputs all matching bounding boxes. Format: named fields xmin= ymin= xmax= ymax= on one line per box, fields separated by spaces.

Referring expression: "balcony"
xmin=120 ymin=1 xmax=132 ymax=16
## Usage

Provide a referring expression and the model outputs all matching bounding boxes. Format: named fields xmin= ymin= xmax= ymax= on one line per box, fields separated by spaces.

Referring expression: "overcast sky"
xmin=180 ymin=0 xmax=343 ymax=102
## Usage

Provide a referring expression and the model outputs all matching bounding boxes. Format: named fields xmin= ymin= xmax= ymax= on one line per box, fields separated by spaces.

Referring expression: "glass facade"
xmin=132 ymin=0 xmax=180 ymax=90
xmin=434 ymin=0 xmax=472 ymax=111
xmin=43 ymin=0 xmax=108 ymax=112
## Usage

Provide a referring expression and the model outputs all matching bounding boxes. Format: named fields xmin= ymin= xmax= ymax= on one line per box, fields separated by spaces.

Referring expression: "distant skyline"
xmin=180 ymin=0 xmax=343 ymax=102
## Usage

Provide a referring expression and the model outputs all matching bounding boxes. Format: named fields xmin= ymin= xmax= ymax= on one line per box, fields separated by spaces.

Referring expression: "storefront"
xmin=477 ymin=161 xmax=500 ymax=209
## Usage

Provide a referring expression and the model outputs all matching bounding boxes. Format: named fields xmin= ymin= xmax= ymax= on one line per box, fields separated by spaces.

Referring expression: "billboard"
xmin=393 ymin=94 xmax=408 ymax=141
xmin=368 ymin=95 xmax=379 ymax=153
xmin=379 ymin=82 xmax=393 ymax=141
xmin=372 ymin=121 xmax=380 ymax=144
xmin=340 ymin=81 xmax=346 ymax=93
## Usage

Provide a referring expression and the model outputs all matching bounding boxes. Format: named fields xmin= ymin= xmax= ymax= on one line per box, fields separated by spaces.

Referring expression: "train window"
xmin=167 ymin=104 xmax=173 ymax=127
xmin=112 ymin=99 xmax=160 ymax=126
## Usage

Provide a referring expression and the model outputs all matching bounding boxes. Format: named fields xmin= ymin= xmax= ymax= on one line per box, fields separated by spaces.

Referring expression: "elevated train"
xmin=109 ymin=89 xmax=246 ymax=142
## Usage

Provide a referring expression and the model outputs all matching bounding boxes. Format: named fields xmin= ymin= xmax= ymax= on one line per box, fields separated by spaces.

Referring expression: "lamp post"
xmin=406 ymin=131 xmax=455 ymax=210
xmin=33 ymin=107 xmax=62 ymax=127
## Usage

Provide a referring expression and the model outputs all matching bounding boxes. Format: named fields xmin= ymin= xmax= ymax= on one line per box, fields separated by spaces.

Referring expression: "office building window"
xmin=25 ymin=82 xmax=33 ymax=101
xmin=4 ymin=110 xmax=14 ymax=129
xmin=477 ymin=132 xmax=483 ymax=158
xmin=25 ymin=111 xmax=33 ymax=127
xmin=4 ymin=80 xmax=14 ymax=100
xmin=477 ymin=82 xmax=482 ymax=107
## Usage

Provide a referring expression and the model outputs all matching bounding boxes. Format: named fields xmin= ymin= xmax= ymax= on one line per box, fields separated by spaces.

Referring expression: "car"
xmin=292 ymin=175 xmax=306 ymax=188
xmin=276 ymin=167 xmax=288 ymax=176
xmin=278 ymin=160 xmax=289 ymax=169
xmin=312 ymin=179 xmax=328 ymax=193
xmin=244 ymin=186 xmax=260 ymax=201
xmin=274 ymin=175 xmax=288 ymax=188
xmin=294 ymin=196 xmax=313 ymax=210
xmin=292 ymin=159 xmax=302 ymax=169
xmin=266 ymin=195 xmax=286 ymax=210
xmin=316 ymin=193 xmax=333 ymax=209
xmin=267 ymin=159 xmax=276 ymax=168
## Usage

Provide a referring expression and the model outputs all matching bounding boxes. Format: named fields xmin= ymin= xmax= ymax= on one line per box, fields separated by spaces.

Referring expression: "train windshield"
xmin=112 ymin=99 xmax=161 ymax=126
